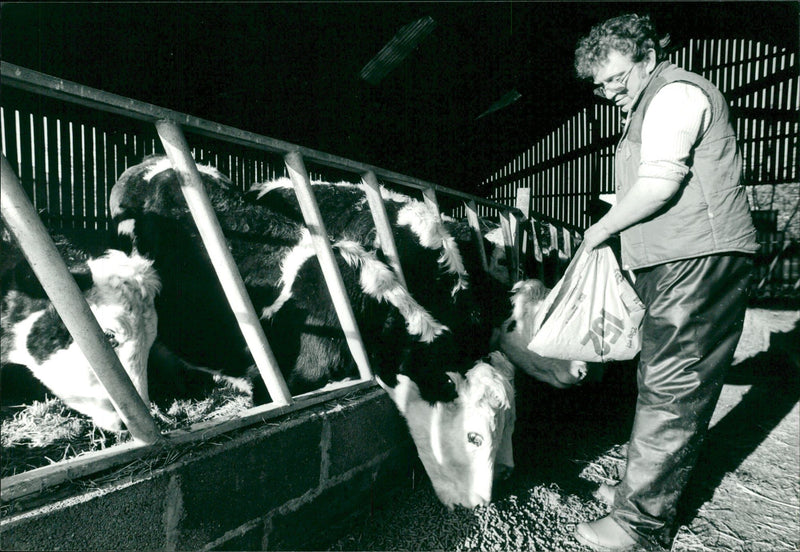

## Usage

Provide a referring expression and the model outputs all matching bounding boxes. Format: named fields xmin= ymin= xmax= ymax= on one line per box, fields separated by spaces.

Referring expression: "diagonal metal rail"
xmin=155 ymin=121 xmax=293 ymax=406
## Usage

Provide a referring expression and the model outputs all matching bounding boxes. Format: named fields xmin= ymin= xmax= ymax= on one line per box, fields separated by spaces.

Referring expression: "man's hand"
xmin=582 ymin=221 xmax=613 ymax=251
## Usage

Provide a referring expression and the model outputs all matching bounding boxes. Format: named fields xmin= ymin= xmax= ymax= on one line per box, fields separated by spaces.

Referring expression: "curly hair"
xmin=574 ymin=14 xmax=670 ymax=79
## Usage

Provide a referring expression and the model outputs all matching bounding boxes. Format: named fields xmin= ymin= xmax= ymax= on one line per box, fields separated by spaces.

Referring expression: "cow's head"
xmin=3 ymin=250 xmax=162 ymax=431
xmin=379 ymin=351 xmax=515 ymax=508
xmin=85 ymin=250 xmax=161 ymax=408
xmin=494 ymin=279 xmax=588 ymax=388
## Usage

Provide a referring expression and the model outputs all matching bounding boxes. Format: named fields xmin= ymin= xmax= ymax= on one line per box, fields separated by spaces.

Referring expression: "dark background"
xmin=2 ymin=2 xmax=798 ymax=194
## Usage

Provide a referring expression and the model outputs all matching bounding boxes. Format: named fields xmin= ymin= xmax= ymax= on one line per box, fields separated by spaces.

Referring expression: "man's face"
xmin=593 ymin=50 xmax=652 ymax=113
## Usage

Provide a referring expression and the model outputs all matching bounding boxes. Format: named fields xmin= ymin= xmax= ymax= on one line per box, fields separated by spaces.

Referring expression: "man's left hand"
xmin=582 ymin=221 xmax=613 ymax=251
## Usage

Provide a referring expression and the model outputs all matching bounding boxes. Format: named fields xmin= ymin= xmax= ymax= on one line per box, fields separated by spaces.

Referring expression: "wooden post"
xmin=155 ymin=120 xmax=293 ymax=406
xmin=284 ymin=151 xmax=373 ymax=381
xmin=361 ymin=171 xmax=407 ymax=287
xmin=0 ymin=155 xmax=162 ymax=444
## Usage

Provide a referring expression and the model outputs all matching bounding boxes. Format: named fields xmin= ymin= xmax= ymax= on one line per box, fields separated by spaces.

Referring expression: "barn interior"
xmin=3 ymin=2 xmax=797 ymax=194
xmin=1 ymin=2 xmax=799 ymax=551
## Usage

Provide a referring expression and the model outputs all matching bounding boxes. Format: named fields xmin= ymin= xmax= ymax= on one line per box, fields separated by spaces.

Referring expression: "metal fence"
xmin=0 ymin=61 xmax=525 ymax=501
xmin=466 ymin=37 xmax=799 ymax=298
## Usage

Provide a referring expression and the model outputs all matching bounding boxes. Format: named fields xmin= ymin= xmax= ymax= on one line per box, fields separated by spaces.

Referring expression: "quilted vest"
xmin=615 ymin=61 xmax=758 ymax=270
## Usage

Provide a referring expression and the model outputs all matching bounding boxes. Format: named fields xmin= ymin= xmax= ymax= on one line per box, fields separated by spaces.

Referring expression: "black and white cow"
xmin=494 ymin=279 xmax=590 ymax=388
xmin=1 ymin=225 xmax=161 ymax=431
xmin=110 ymin=155 xmax=515 ymax=507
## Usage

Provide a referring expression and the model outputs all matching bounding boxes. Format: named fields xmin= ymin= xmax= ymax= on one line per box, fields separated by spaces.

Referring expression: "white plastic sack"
xmin=528 ymin=244 xmax=645 ymax=362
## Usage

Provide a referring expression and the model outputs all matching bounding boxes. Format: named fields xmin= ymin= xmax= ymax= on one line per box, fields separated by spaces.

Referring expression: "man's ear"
xmin=645 ymin=48 xmax=657 ymax=72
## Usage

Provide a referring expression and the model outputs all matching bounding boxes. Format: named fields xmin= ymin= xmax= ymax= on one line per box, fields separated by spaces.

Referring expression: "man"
xmin=573 ymin=13 xmax=758 ymax=551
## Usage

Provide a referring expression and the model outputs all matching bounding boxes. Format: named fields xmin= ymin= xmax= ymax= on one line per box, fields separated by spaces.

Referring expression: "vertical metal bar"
xmin=1 ymin=155 xmax=161 ymax=444
xmin=361 ymin=170 xmax=407 ymax=287
xmin=155 ymin=120 xmax=293 ymax=406
xmin=512 ymin=211 xmax=523 ymax=281
xmin=421 ymin=187 xmax=441 ymax=220
xmin=532 ymin=219 xmax=546 ymax=282
xmin=499 ymin=210 xmax=519 ymax=284
xmin=284 ymin=151 xmax=373 ymax=381
xmin=465 ymin=199 xmax=489 ymax=273
xmin=562 ymin=226 xmax=573 ymax=259
xmin=549 ymin=223 xmax=559 ymax=256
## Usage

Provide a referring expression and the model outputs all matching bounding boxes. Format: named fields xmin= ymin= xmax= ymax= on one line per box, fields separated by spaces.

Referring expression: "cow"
xmin=444 ymin=218 xmax=593 ymax=389
xmin=493 ymin=278 xmax=590 ymax=388
xmin=379 ymin=350 xmax=515 ymax=508
xmin=109 ymin=155 xmax=515 ymax=507
xmin=1 ymin=226 xmax=161 ymax=431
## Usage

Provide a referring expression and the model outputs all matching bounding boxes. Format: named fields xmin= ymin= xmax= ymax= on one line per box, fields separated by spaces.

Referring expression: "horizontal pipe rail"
xmin=155 ymin=121 xmax=293 ymax=406
xmin=0 ymin=62 xmax=522 ymax=217
xmin=0 ymin=155 xmax=162 ymax=444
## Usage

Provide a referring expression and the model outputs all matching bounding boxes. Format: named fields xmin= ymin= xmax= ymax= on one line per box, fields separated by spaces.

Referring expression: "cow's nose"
xmin=468 ymin=491 xmax=492 ymax=508
xmin=494 ymin=464 xmax=514 ymax=481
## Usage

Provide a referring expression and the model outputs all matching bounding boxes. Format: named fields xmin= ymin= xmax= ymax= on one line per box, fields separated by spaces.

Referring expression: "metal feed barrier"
xmin=0 ymin=62 xmax=525 ymax=502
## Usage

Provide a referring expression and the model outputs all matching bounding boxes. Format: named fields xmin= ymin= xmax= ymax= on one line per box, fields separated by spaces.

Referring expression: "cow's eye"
xmin=505 ymin=320 xmax=516 ymax=333
xmin=467 ymin=432 xmax=484 ymax=447
xmin=104 ymin=331 xmax=120 ymax=348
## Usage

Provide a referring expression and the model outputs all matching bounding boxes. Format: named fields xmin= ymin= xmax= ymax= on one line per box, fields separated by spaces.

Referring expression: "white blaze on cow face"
xmin=495 ymin=279 xmax=588 ymax=388
xmin=380 ymin=351 xmax=516 ymax=508
xmin=4 ymin=251 xmax=160 ymax=431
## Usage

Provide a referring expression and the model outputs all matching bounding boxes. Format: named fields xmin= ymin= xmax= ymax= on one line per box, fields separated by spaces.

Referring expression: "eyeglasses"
xmin=593 ymin=64 xmax=635 ymax=98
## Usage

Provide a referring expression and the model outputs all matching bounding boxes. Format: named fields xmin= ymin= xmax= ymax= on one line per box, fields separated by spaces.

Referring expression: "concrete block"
xmin=210 ymin=521 xmax=265 ymax=551
xmin=266 ymin=443 xmax=415 ymax=551
xmin=0 ymin=474 xmax=170 ymax=551
xmin=176 ymin=416 xmax=323 ymax=550
xmin=327 ymin=395 xmax=410 ymax=477
xmin=266 ymin=468 xmax=374 ymax=551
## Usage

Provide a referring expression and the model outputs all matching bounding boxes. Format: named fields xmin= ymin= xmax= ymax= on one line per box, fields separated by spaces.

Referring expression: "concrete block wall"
xmin=0 ymin=388 xmax=416 ymax=551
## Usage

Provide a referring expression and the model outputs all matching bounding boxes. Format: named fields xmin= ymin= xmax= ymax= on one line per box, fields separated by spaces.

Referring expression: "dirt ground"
xmin=327 ymin=307 xmax=800 ymax=552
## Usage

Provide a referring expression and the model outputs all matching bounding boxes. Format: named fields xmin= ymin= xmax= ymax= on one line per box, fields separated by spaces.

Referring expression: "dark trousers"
xmin=611 ymin=253 xmax=753 ymax=549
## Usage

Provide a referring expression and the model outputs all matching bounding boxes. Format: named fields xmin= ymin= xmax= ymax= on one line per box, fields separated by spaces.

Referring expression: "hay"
xmin=1 ymin=397 xmax=87 ymax=448
xmin=1 ymin=375 xmax=254 ymax=478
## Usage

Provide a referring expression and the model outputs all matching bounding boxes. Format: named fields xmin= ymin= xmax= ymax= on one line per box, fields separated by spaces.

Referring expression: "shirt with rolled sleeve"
xmin=639 ymin=82 xmax=711 ymax=184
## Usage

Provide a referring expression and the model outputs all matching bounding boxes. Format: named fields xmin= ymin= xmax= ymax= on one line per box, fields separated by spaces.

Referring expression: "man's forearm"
xmin=598 ymin=176 xmax=681 ymax=235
